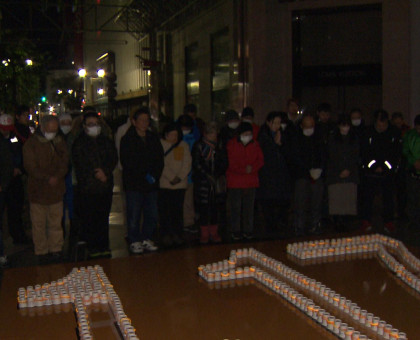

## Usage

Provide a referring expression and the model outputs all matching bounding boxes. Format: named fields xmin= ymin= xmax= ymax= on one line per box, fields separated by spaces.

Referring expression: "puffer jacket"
xmin=23 ymin=129 xmax=69 ymax=204
xmin=226 ymin=137 xmax=264 ymax=188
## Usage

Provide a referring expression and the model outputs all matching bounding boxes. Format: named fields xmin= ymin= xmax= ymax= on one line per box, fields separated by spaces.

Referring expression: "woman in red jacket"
xmin=226 ymin=122 xmax=264 ymax=240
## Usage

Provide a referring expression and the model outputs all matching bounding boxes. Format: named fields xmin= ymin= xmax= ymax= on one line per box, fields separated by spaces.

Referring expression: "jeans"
xmin=228 ymin=188 xmax=256 ymax=235
xmin=293 ymin=178 xmax=324 ymax=233
xmin=126 ymin=190 xmax=158 ymax=244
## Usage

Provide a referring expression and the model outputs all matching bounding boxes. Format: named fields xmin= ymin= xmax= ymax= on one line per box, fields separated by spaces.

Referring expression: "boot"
xmin=209 ymin=225 xmax=222 ymax=243
xmin=200 ymin=226 xmax=209 ymax=244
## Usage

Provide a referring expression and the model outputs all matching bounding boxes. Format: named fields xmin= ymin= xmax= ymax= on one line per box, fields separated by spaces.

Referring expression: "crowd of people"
xmin=0 ymin=100 xmax=419 ymax=266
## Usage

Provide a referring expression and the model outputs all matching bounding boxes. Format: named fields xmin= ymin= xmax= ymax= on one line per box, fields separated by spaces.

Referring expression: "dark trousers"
xmin=293 ymin=178 xmax=324 ymax=233
xmin=5 ymin=176 xmax=26 ymax=242
xmin=158 ymin=189 xmax=185 ymax=236
xmin=260 ymin=199 xmax=290 ymax=232
xmin=126 ymin=190 xmax=158 ymax=244
xmin=396 ymin=169 xmax=407 ymax=218
xmin=0 ymin=193 xmax=5 ymax=256
xmin=361 ymin=175 xmax=395 ymax=223
xmin=407 ymin=174 xmax=420 ymax=230
xmin=76 ymin=190 xmax=113 ymax=252
xmin=228 ymin=188 xmax=256 ymax=235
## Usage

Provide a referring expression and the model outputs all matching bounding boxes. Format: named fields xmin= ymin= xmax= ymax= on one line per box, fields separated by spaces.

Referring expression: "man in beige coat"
xmin=23 ymin=115 xmax=68 ymax=263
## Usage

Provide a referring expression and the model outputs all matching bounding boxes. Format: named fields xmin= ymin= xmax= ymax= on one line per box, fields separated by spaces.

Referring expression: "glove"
xmin=170 ymin=176 xmax=182 ymax=185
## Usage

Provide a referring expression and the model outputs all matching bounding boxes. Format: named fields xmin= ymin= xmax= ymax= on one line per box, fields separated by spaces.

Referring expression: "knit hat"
xmin=0 ymin=114 xmax=15 ymax=131
xmin=238 ymin=122 xmax=253 ymax=135
xmin=225 ymin=109 xmax=239 ymax=122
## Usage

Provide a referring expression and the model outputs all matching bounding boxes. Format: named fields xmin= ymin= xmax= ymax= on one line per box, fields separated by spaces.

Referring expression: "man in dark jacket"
xmin=360 ymin=109 xmax=401 ymax=234
xmin=0 ymin=114 xmax=28 ymax=244
xmin=120 ymin=107 xmax=164 ymax=254
xmin=0 ymin=126 xmax=13 ymax=267
xmin=292 ymin=114 xmax=326 ymax=236
xmin=72 ymin=107 xmax=117 ymax=258
xmin=219 ymin=109 xmax=240 ymax=150
xmin=257 ymin=112 xmax=291 ymax=234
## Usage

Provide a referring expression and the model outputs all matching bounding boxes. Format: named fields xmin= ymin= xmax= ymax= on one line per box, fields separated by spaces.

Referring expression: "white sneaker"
xmin=142 ymin=239 xmax=158 ymax=252
xmin=129 ymin=242 xmax=144 ymax=254
xmin=0 ymin=255 xmax=8 ymax=267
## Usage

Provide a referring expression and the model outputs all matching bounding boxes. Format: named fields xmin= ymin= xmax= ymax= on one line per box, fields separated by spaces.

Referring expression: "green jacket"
xmin=403 ymin=128 xmax=420 ymax=174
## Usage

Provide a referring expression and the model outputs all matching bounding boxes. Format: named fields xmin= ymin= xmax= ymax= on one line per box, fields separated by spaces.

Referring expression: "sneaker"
xmin=129 ymin=242 xmax=144 ymax=254
xmin=0 ymin=255 xmax=9 ymax=267
xmin=242 ymin=233 xmax=255 ymax=240
xmin=231 ymin=232 xmax=242 ymax=241
xmin=361 ymin=220 xmax=373 ymax=233
xmin=384 ymin=222 xmax=396 ymax=234
xmin=142 ymin=239 xmax=158 ymax=252
xmin=183 ymin=224 xmax=198 ymax=234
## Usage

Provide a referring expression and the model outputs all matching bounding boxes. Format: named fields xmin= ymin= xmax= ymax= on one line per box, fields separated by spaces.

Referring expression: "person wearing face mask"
xmin=158 ymin=123 xmax=192 ymax=247
xmin=315 ymin=102 xmax=336 ymax=146
xmin=257 ymin=112 xmax=291 ymax=236
xmin=292 ymin=114 xmax=326 ymax=236
xmin=0 ymin=114 xmax=30 ymax=245
xmin=241 ymin=107 xmax=260 ymax=140
xmin=360 ymin=109 xmax=401 ymax=234
xmin=72 ymin=108 xmax=117 ymax=259
xmin=226 ymin=122 xmax=264 ymax=240
xmin=219 ymin=109 xmax=240 ymax=149
xmin=178 ymin=114 xmax=199 ymax=234
xmin=326 ymin=114 xmax=360 ymax=232
xmin=350 ymin=108 xmax=365 ymax=139
xmin=23 ymin=115 xmax=69 ymax=264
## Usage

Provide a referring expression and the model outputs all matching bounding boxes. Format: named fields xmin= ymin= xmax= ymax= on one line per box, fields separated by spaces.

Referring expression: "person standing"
xmin=402 ymin=115 xmax=420 ymax=234
xmin=360 ymin=109 xmax=401 ymax=234
xmin=192 ymin=122 xmax=228 ymax=244
xmin=226 ymin=122 xmax=264 ymax=240
xmin=292 ymin=114 xmax=326 ymax=236
xmin=72 ymin=108 xmax=117 ymax=259
xmin=0 ymin=114 xmax=29 ymax=244
xmin=14 ymin=105 xmax=32 ymax=144
xmin=241 ymin=107 xmax=260 ymax=141
xmin=159 ymin=123 xmax=192 ymax=247
xmin=219 ymin=110 xmax=240 ymax=149
xmin=257 ymin=112 xmax=291 ymax=236
xmin=326 ymin=115 xmax=360 ymax=232
xmin=23 ymin=115 xmax=68 ymax=264
xmin=178 ymin=114 xmax=199 ymax=233
xmin=120 ymin=107 xmax=163 ymax=254
xmin=0 ymin=127 xmax=13 ymax=267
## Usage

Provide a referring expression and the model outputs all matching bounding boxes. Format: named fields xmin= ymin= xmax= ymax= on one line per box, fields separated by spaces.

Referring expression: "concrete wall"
xmin=172 ymin=1 xmax=234 ymax=121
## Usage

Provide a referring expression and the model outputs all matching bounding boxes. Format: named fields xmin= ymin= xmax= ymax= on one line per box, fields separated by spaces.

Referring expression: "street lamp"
xmin=25 ymin=59 xmax=33 ymax=66
xmin=78 ymin=68 xmax=87 ymax=77
xmin=97 ymin=69 xmax=105 ymax=78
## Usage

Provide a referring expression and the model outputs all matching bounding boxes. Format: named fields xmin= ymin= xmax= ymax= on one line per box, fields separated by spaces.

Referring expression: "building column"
xmin=410 ymin=0 xmax=420 ymax=124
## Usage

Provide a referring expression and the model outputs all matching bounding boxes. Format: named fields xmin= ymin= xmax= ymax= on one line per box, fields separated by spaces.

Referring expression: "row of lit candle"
xmin=198 ymin=248 xmax=408 ymax=339
xmin=287 ymin=235 xmax=420 ymax=294
xmin=17 ymin=265 xmax=139 ymax=340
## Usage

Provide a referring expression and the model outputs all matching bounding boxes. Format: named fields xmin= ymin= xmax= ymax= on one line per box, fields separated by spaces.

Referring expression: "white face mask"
xmin=86 ymin=126 xmax=101 ymax=137
xmin=339 ymin=126 xmax=350 ymax=136
xmin=44 ymin=132 xmax=56 ymax=141
xmin=182 ymin=130 xmax=191 ymax=135
xmin=240 ymin=135 xmax=253 ymax=145
xmin=351 ymin=119 xmax=361 ymax=127
xmin=60 ymin=125 xmax=72 ymax=135
xmin=302 ymin=128 xmax=314 ymax=137
xmin=228 ymin=121 xmax=240 ymax=129
xmin=242 ymin=118 xmax=253 ymax=124
xmin=281 ymin=123 xmax=287 ymax=131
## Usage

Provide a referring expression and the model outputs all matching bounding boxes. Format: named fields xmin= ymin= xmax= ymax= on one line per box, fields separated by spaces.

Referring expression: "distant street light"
xmin=57 ymin=89 xmax=62 ymax=94
xmin=97 ymin=88 xmax=104 ymax=95
xmin=78 ymin=68 xmax=87 ymax=77
xmin=25 ymin=59 xmax=33 ymax=66
xmin=97 ymin=69 xmax=105 ymax=77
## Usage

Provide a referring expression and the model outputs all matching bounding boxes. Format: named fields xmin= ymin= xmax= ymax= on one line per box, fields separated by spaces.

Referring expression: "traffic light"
xmin=41 ymin=96 xmax=47 ymax=103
